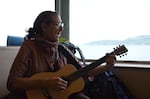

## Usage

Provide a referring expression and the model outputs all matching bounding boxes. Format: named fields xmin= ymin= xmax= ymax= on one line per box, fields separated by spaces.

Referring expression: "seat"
xmin=7 ymin=35 xmax=24 ymax=46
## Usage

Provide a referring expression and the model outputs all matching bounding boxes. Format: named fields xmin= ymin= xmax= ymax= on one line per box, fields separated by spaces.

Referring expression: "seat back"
xmin=7 ymin=36 xmax=24 ymax=46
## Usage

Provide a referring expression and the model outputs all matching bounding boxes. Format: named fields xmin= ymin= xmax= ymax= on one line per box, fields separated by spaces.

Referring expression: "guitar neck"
xmin=64 ymin=44 xmax=128 ymax=83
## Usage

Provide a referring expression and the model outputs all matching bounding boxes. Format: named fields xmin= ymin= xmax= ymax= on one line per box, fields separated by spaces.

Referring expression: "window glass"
xmin=0 ymin=0 xmax=55 ymax=46
xmin=70 ymin=0 xmax=150 ymax=61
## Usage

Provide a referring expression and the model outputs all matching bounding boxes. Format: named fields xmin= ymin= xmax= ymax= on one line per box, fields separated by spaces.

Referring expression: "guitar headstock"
xmin=111 ymin=45 xmax=128 ymax=57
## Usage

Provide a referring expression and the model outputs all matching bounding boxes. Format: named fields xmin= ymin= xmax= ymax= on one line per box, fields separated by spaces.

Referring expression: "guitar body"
xmin=26 ymin=64 xmax=85 ymax=99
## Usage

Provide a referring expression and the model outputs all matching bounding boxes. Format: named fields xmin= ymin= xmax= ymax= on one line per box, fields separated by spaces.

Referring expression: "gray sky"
xmin=70 ymin=0 xmax=150 ymax=44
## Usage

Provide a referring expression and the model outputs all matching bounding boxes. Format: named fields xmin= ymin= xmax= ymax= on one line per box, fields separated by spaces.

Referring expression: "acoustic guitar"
xmin=26 ymin=45 xmax=128 ymax=99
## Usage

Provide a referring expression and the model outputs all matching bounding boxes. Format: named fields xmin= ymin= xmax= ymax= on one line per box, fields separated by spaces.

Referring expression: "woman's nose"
xmin=59 ymin=26 xmax=64 ymax=31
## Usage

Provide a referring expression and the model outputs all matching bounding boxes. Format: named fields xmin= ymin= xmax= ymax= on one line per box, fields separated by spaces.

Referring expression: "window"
xmin=70 ymin=0 xmax=150 ymax=61
xmin=0 ymin=0 xmax=55 ymax=46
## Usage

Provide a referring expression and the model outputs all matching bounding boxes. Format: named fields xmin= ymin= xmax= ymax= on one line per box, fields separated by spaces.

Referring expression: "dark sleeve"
xmin=7 ymin=41 xmax=31 ymax=91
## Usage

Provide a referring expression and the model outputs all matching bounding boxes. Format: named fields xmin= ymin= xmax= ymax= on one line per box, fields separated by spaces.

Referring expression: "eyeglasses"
xmin=55 ymin=22 xmax=64 ymax=28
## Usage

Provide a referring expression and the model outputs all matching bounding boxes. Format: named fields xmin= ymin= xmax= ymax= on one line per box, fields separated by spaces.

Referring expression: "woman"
xmin=7 ymin=11 xmax=116 ymax=99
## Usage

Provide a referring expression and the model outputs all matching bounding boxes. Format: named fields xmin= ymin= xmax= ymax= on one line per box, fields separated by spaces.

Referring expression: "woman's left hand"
xmin=106 ymin=54 xmax=116 ymax=68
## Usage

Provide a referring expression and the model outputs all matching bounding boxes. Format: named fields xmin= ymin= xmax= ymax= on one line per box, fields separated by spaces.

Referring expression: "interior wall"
xmin=114 ymin=67 xmax=150 ymax=99
xmin=0 ymin=47 xmax=20 ymax=97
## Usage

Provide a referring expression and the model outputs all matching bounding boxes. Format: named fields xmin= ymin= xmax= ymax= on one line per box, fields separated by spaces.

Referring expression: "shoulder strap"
xmin=58 ymin=43 xmax=82 ymax=69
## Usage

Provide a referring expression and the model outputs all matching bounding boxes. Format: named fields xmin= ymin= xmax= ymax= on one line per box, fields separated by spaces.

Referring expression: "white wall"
xmin=0 ymin=47 xmax=20 ymax=97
